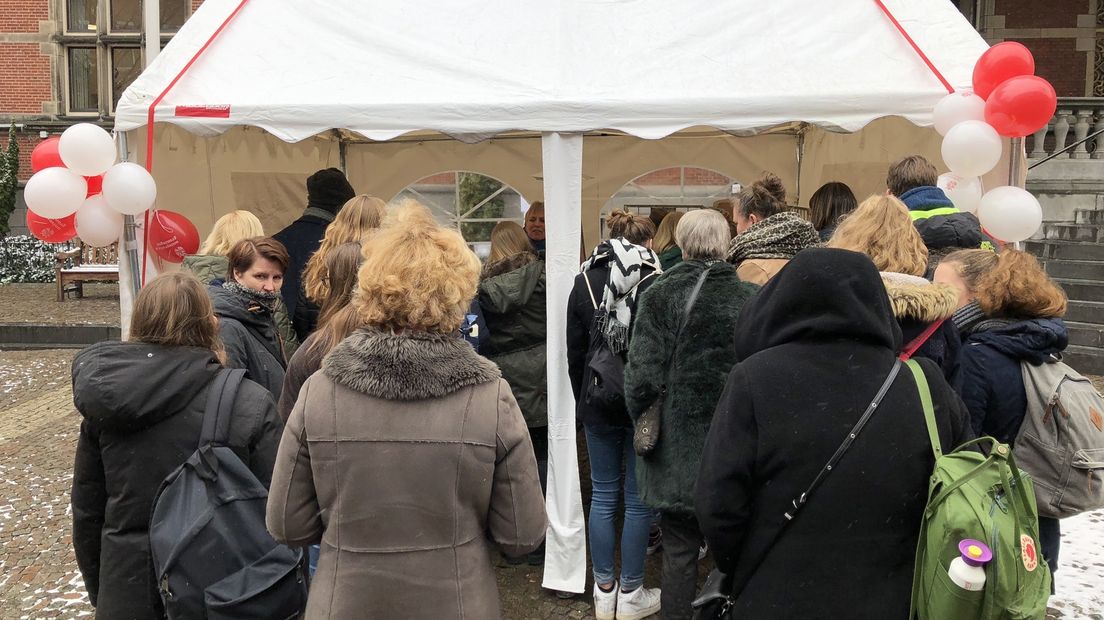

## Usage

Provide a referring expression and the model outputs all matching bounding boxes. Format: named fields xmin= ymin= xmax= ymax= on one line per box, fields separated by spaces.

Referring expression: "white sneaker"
xmin=616 ymin=586 xmax=661 ymax=620
xmin=593 ymin=580 xmax=617 ymax=620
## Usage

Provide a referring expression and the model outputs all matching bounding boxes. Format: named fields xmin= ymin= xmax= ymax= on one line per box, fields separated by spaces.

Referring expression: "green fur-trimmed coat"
xmin=625 ymin=260 xmax=757 ymax=513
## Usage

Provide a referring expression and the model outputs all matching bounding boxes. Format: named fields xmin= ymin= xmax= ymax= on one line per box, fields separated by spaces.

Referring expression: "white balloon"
xmin=941 ymin=120 xmax=1003 ymax=178
xmin=936 ymin=173 xmax=983 ymax=214
xmin=75 ymin=195 xmax=124 ymax=247
xmin=933 ymin=91 xmax=986 ymax=136
xmin=101 ymin=162 xmax=157 ymax=215
xmin=24 ymin=167 xmax=88 ymax=219
xmin=977 ymin=186 xmax=1043 ymax=243
xmin=59 ymin=123 xmax=116 ymax=176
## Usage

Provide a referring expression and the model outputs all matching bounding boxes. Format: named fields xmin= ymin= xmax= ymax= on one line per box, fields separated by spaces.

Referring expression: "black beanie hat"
xmin=306 ymin=168 xmax=356 ymax=214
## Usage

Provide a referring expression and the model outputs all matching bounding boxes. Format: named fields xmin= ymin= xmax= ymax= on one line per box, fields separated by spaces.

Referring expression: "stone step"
xmin=1075 ymin=208 xmax=1104 ymax=225
xmin=1041 ymin=259 xmax=1102 ymax=281
xmin=1026 ymin=239 xmax=1104 ymax=261
xmin=1063 ymin=344 xmax=1104 ymax=376
xmin=1042 ymin=222 xmax=1104 ymax=243
xmin=0 ymin=323 xmax=120 ymax=350
xmin=1066 ymin=300 xmax=1104 ymax=324
xmin=1054 ymin=278 xmax=1104 ymax=303
xmin=1067 ymin=321 xmax=1104 ymax=348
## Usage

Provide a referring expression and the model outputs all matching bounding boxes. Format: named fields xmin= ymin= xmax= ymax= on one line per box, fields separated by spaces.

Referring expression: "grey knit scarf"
xmin=222 ymin=280 xmax=280 ymax=314
xmin=726 ymin=211 xmax=820 ymax=265
xmin=952 ymin=301 xmax=1013 ymax=336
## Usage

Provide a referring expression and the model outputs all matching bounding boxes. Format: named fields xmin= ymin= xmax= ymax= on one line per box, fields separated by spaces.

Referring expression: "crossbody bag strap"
xmin=676 ymin=267 xmax=711 ymax=339
xmin=725 ymin=359 xmax=903 ymax=604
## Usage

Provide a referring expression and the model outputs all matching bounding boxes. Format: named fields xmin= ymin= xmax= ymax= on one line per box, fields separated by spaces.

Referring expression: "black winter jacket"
xmin=292 ymin=283 xmax=321 ymax=342
xmin=273 ymin=209 xmax=333 ymax=316
xmin=696 ymin=248 xmax=973 ymax=619
xmin=899 ymin=186 xmax=985 ymax=251
xmin=958 ymin=317 xmax=1069 ymax=444
xmin=70 ymin=341 xmax=282 ymax=620
xmin=625 ymin=260 xmax=755 ymax=511
xmin=209 ymin=285 xmax=287 ymax=399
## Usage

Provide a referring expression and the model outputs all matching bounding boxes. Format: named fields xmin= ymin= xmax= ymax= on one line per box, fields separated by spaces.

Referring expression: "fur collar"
xmin=881 ymin=272 xmax=958 ymax=323
xmin=323 ymin=329 xmax=501 ymax=401
xmin=481 ymin=251 xmax=538 ymax=280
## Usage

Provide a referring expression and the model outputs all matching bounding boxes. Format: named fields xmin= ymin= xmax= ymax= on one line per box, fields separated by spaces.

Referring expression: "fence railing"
xmin=1027 ymin=97 xmax=1104 ymax=160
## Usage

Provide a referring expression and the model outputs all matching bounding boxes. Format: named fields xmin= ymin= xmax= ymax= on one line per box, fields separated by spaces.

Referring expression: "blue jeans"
xmin=585 ymin=424 xmax=650 ymax=590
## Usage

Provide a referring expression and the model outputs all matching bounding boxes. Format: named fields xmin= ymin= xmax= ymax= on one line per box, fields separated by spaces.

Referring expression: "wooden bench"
xmin=55 ymin=242 xmax=120 ymax=301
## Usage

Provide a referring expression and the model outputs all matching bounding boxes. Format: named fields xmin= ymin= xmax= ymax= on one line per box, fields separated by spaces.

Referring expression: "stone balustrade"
xmin=1027 ymin=97 xmax=1104 ymax=159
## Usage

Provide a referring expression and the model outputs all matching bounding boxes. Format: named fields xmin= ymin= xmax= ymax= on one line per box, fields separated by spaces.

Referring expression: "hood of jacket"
xmin=323 ymin=328 xmax=501 ymax=401
xmin=733 ymin=248 xmax=902 ymax=359
xmin=182 ymin=254 xmax=229 ymax=285
xmin=208 ymin=283 xmax=274 ymax=331
xmin=481 ymin=251 xmax=539 ymax=280
xmin=72 ymin=341 xmax=221 ymax=433
xmin=880 ymin=272 xmax=958 ymax=323
xmin=899 ymin=186 xmax=954 ymax=211
xmin=968 ymin=317 xmax=1069 ymax=364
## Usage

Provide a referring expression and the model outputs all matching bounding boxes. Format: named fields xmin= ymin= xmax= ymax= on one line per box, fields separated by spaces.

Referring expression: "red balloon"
xmin=149 ymin=210 xmax=200 ymax=263
xmin=984 ymin=75 xmax=1058 ymax=137
xmin=30 ymin=137 xmax=64 ymax=173
xmin=973 ymin=41 xmax=1035 ymax=100
xmin=26 ymin=211 xmax=77 ymax=243
xmin=85 ymin=175 xmax=103 ymax=197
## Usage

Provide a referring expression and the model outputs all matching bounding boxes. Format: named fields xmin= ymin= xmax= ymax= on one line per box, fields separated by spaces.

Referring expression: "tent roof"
xmin=114 ymin=0 xmax=988 ymax=143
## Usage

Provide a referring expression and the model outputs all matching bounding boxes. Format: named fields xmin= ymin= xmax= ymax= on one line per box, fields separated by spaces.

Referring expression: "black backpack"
xmin=149 ymin=369 xmax=306 ymax=620
xmin=583 ymin=269 xmax=655 ymax=416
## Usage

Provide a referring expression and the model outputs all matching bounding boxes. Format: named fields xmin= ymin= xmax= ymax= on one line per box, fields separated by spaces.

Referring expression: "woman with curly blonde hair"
xmin=828 ymin=195 xmax=960 ymax=380
xmin=294 ymin=195 xmax=386 ymax=339
xmin=267 ymin=200 xmax=546 ymax=619
xmin=947 ymin=249 xmax=1068 ymax=579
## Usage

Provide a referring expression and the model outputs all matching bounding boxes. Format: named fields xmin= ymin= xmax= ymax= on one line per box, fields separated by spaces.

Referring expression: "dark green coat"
xmin=479 ymin=254 xmax=547 ymax=428
xmin=658 ymin=245 xmax=683 ymax=271
xmin=624 ymin=260 xmax=756 ymax=512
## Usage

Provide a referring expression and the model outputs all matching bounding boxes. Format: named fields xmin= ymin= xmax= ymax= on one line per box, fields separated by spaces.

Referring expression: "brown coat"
xmin=735 ymin=258 xmax=789 ymax=285
xmin=266 ymin=329 xmax=547 ymax=619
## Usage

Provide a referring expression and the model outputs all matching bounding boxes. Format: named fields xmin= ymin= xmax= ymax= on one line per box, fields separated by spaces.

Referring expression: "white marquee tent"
xmin=114 ymin=0 xmax=993 ymax=592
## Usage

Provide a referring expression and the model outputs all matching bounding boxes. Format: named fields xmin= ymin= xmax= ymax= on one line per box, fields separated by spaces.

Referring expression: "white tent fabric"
xmin=116 ymin=0 xmax=986 ymax=141
xmin=114 ymin=0 xmax=990 ymax=595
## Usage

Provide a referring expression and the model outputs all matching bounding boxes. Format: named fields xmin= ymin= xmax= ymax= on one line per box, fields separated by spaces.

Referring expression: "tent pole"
xmin=1009 ymin=136 xmax=1026 ymax=250
xmin=339 ymin=134 xmax=348 ymax=174
xmin=539 ymin=132 xmax=587 ymax=594
xmin=795 ymin=125 xmax=806 ymax=207
xmin=117 ymin=130 xmax=141 ymax=338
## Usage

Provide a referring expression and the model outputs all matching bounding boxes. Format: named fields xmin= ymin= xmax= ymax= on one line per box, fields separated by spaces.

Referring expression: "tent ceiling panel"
xmin=115 ymin=0 xmax=987 ymax=142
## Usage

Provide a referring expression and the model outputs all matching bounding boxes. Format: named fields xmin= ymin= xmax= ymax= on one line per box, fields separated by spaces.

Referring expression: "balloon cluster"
xmin=25 ymin=123 xmax=199 ymax=262
xmin=934 ymin=42 xmax=1054 ymax=243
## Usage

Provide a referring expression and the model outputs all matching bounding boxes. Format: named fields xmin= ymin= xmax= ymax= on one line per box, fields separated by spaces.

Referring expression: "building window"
xmin=62 ymin=0 xmax=190 ymax=116
xmin=600 ymin=166 xmax=737 ymax=237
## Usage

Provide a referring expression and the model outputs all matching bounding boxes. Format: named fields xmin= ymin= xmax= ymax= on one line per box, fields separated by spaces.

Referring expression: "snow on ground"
xmin=1049 ymin=510 xmax=1104 ymax=619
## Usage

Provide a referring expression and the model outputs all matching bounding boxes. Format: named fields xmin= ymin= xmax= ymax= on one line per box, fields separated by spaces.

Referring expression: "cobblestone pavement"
xmin=0 ymin=349 xmax=1098 ymax=619
xmin=0 ymin=284 xmax=119 ymax=326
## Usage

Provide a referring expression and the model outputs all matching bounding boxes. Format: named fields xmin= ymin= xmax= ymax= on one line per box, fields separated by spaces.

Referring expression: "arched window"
xmin=600 ymin=166 xmax=737 ymax=237
xmin=392 ymin=171 xmax=527 ymax=258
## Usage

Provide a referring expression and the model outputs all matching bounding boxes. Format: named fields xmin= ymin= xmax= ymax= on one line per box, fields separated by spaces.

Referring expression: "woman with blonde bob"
xmin=184 ymin=210 xmax=299 ymax=356
xmin=828 ymin=195 xmax=961 ymax=380
xmin=72 ymin=273 xmax=282 ymax=620
xmin=654 ymin=211 xmax=685 ymax=270
xmin=266 ymin=201 xmax=546 ymax=620
xmin=294 ymin=195 xmax=387 ymax=339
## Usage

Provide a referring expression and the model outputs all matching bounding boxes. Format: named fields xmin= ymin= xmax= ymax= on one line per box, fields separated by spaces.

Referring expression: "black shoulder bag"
xmin=691 ymin=360 xmax=903 ymax=619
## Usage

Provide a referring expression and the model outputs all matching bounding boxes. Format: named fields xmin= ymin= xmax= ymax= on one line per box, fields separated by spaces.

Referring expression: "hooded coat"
xmin=478 ymin=253 xmax=547 ymax=428
xmin=265 ymin=329 xmax=547 ymax=620
xmin=209 ymin=285 xmax=287 ymax=399
xmin=696 ymin=248 xmax=973 ymax=619
xmin=70 ymin=341 xmax=281 ymax=620
xmin=624 ymin=260 xmax=756 ymax=512
xmin=882 ymin=272 xmax=961 ymax=383
xmin=958 ymin=317 xmax=1069 ymax=444
xmin=899 ymin=186 xmax=987 ymax=252
xmin=183 ymin=253 xmax=299 ymax=357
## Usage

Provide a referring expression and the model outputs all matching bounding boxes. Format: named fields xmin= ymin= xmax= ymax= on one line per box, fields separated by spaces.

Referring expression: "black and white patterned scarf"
xmin=580 ymin=238 xmax=661 ymax=354
xmin=726 ymin=211 xmax=820 ymax=265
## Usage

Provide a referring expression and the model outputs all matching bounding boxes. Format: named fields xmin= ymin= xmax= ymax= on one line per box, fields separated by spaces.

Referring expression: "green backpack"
xmin=906 ymin=360 xmax=1052 ymax=620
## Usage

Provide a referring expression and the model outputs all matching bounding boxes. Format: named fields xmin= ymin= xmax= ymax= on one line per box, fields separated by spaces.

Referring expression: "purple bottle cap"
xmin=958 ymin=539 xmax=993 ymax=567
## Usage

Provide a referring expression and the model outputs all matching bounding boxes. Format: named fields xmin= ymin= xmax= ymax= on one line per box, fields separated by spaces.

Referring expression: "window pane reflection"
xmin=68 ymin=47 xmax=99 ymax=113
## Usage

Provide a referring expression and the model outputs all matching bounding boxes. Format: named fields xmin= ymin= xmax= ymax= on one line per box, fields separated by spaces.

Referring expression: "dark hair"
xmin=887 ymin=155 xmax=938 ymax=197
xmin=226 ymin=236 xmax=290 ymax=282
xmin=736 ymin=172 xmax=786 ymax=220
xmin=607 ymin=210 xmax=656 ymax=245
xmin=808 ymin=182 xmax=858 ymax=231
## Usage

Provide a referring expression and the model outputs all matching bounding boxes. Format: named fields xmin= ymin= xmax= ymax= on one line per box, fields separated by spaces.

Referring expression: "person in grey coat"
xmin=210 ymin=237 xmax=290 ymax=399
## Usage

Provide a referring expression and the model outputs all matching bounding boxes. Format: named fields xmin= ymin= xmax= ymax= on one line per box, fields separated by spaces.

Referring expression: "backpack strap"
xmin=581 ymin=270 xmax=599 ymax=310
xmin=899 ymin=318 xmax=946 ymax=361
xmin=199 ymin=369 xmax=247 ymax=448
xmin=905 ymin=359 xmax=942 ymax=459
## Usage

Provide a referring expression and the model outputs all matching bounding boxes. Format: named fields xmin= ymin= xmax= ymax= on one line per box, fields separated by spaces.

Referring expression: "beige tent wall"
xmin=138 ymin=119 xmax=1011 ymax=254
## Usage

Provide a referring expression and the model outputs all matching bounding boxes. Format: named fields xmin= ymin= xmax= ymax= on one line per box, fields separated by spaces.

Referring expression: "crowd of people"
xmin=67 ymin=154 xmax=1073 ymax=619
